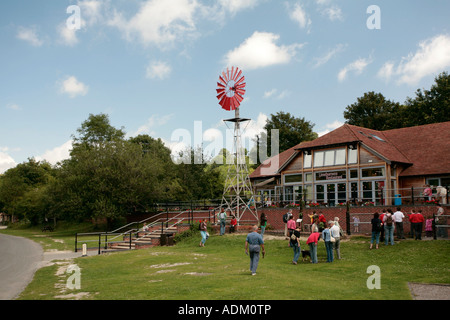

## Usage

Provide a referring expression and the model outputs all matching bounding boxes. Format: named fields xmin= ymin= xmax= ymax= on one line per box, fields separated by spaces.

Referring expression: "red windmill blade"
xmin=216 ymin=67 xmax=246 ymax=111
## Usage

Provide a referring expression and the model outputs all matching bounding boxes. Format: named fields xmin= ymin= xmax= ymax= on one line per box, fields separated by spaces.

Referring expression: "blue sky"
xmin=1 ymin=0 xmax=450 ymax=172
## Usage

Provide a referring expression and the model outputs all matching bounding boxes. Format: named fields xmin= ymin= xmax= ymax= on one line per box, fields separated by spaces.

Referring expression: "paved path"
xmin=0 ymin=233 xmax=44 ymax=300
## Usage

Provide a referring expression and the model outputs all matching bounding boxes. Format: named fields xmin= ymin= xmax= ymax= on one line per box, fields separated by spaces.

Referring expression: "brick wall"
xmin=128 ymin=205 xmax=447 ymax=235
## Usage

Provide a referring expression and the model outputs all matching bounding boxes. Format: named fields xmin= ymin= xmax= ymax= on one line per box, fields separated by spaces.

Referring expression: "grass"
xmin=4 ymin=223 xmax=448 ymax=300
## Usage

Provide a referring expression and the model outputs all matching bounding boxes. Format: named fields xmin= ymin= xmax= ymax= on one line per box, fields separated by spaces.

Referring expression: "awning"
xmin=254 ymin=177 xmax=275 ymax=187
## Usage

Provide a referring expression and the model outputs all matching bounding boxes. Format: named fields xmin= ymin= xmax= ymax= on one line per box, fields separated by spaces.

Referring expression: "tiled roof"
xmin=250 ymin=121 xmax=450 ymax=178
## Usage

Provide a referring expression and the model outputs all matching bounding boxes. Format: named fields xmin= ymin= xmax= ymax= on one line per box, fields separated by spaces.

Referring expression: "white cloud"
xmin=58 ymin=23 xmax=79 ymax=46
xmin=131 ymin=114 xmax=174 ymax=137
xmin=322 ymin=6 xmax=343 ymax=21
xmin=218 ymin=0 xmax=258 ymax=15
xmin=35 ymin=140 xmax=73 ymax=165
xmin=78 ymin=0 xmax=104 ymax=27
xmin=338 ymin=57 xmax=372 ymax=82
xmin=288 ymin=3 xmax=312 ymax=31
xmin=313 ymin=44 xmax=346 ymax=68
xmin=224 ymin=31 xmax=304 ymax=70
xmin=317 ymin=120 xmax=344 ymax=137
xmin=108 ymin=0 xmax=199 ymax=48
xmin=378 ymin=34 xmax=450 ymax=85
xmin=59 ymin=76 xmax=89 ymax=98
xmin=263 ymin=89 xmax=277 ymax=99
xmin=146 ymin=61 xmax=172 ymax=80
xmin=16 ymin=26 xmax=43 ymax=47
xmin=377 ymin=62 xmax=395 ymax=82
xmin=0 ymin=152 xmax=17 ymax=174
xmin=6 ymin=103 xmax=21 ymax=111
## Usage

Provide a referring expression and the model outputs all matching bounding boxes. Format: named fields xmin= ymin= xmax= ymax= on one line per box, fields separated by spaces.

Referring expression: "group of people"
xmin=369 ymin=207 xmax=432 ymax=249
xmin=284 ymin=210 xmax=343 ymax=264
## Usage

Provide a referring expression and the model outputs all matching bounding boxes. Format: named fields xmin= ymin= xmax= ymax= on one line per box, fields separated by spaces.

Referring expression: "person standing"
xmin=379 ymin=209 xmax=386 ymax=242
xmin=218 ymin=208 xmax=227 ymax=236
xmin=436 ymin=203 xmax=446 ymax=238
xmin=287 ymin=215 xmax=296 ymax=238
xmin=322 ymin=222 xmax=334 ymax=263
xmin=408 ymin=210 xmax=417 ymax=239
xmin=199 ymin=219 xmax=208 ymax=247
xmin=330 ymin=219 xmax=341 ymax=259
xmin=306 ymin=232 xmax=321 ymax=264
xmin=290 ymin=225 xmax=301 ymax=265
xmin=383 ymin=209 xmax=395 ymax=245
xmin=283 ymin=209 xmax=293 ymax=239
xmin=370 ymin=212 xmax=382 ymax=249
xmin=393 ymin=207 xmax=405 ymax=239
xmin=230 ymin=215 xmax=237 ymax=233
xmin=423 ymin=185 xmax=432 ymax=201
xmin=260 ymin=212 xmax=267 ymax=237
xmin=415 ymin=210 xmax=424 ymax=240
xmin=245 ymin=225 xmax=265 ymax=275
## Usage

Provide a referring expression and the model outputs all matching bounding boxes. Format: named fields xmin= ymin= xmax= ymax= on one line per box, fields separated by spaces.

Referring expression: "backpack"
xmin=386 ymin=214 xmax=393 ymax=226
xmin=290 ymin=232 xmax=297 ymax=241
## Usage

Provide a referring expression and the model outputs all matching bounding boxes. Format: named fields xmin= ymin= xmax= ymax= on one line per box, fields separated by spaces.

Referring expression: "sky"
xmin=1 ymin=0 xmax=450 ymax=173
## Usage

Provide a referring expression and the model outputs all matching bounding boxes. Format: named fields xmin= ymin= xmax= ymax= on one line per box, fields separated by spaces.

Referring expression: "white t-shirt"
xmin=330 ymin=225 xmax=340 ymax=238
xmin=393 ymin=211 xmax=405 ymax=222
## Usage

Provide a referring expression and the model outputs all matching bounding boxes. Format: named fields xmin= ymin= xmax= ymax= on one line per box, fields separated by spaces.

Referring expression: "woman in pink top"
xmin=306 ymin=232 xmax=321 ymax=263
xmin=287 ymin=216 xmax=296 ymax=237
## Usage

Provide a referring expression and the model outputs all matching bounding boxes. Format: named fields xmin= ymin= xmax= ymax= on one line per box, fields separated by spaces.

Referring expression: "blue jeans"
xmin=220 ymin=221 xmax=226 ymax=235
xmin=200 ymin=231 xmax=207 ymax=244
xmin=291 ymin=243 xmax=300 ymax=263
xmin=385 ymin=225 xmax=395 ymax=245
xmin=325 ymin=241 xmax=334 ymax=262
xmin=309 ymin=243 xmax=318 ymax=263
xmin=260 ymin=225 xmax=266 ymax=237
xmin=249 ymin=245 xmax=260 ymax=273
xmin=371 ymin=231 xmax=380 ymax=244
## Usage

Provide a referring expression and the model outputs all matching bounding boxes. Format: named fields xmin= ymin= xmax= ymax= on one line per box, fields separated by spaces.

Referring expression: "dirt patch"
xmin=184 ymin=272 xmax=212 ymax=276
xmin=54 ymin=292 xmax=90 ymax=300
xmin=148 ymin=262 xmax=192 ymax=269
xmin=408 ymin=283 xmax=450 ymax=300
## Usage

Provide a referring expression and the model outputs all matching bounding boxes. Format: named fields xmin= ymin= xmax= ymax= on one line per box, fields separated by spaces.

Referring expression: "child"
xmin=230 ymin=215 xmax=237 ymax=233
xmin=352 ymin=216 xmax=360 ymax=233
xmin=425 ymin=216 xmax=433 ymax=237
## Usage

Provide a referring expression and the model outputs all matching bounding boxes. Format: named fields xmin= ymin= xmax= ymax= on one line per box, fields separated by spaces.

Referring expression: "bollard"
xmin=82 ymin=243 xmax=87 ymax=257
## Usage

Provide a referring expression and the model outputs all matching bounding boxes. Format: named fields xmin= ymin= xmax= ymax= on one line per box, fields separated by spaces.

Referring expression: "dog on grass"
xmin=301 ymin=250 xmax=311 ymax=262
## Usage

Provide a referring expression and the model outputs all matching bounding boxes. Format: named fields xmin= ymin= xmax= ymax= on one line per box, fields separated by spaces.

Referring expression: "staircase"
xmin=103 ymin=225 xmax=179 ymax=253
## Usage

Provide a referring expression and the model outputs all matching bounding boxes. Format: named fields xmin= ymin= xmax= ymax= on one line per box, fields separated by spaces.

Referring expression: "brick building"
xmin=250 ymin=122 xmax=450 ymax=207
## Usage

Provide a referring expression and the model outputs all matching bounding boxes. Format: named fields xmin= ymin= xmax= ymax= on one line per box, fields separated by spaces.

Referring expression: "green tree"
xmin=343 ymin=91 xmax=404 ymax=130
xmin=72 ymin=113 xmax=125 ymax=148
xmin=0 ymin=158 xmax=54 ymax=224
xmin=263 ymin=111 xmax=317 ymax=155
xmin=403 ymin=71 xmax=450 ymax=126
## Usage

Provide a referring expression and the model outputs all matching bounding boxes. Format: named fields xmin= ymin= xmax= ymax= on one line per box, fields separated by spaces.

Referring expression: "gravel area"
xmin=408 ymin=283 xmax=450 ymax=300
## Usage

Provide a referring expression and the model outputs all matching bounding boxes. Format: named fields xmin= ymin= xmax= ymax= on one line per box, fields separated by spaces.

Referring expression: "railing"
xmin=257 ymin=185 xmax=449 ymax=208
xmin=74 ymin=209 xmax=224 ymax=254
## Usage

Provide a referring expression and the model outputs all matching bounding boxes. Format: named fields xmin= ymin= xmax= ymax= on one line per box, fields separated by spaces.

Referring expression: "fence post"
xmin=346 ymin=202 xmax=351 ymax=235
xmin=98 ymin=233 xmax=101 ymax=255
xmin=432 ymin=213 xmax=436 ymax=240
xmin=129 ymin=230 xmax=132 ymax=250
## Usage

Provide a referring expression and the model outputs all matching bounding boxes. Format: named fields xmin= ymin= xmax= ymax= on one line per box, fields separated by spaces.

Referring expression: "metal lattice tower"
xmin=220 ymin=107 xmax=258 ymax=224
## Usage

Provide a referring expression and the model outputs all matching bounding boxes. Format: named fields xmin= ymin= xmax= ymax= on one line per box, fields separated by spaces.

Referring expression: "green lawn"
xmin=7 ymin=225 xmax=449 ymax=300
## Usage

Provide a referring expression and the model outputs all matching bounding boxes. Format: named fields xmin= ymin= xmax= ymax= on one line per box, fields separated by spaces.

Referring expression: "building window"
xmin=314 ymin=148 xmax=346 ymax=167
xmin=348 ymin=148 xmax=358 ymax=164
xmin=304 ymin=153 xmax=312 ymax=168
xmin=350 ymin=169 xmax=358 ymax=179
xmin=305 ymin=173 xmax=313 ymax=182
xmin=314 ymin=151 xmax=324 ymax=167
xmin=361 ymin=167 xmax=385 ymax=178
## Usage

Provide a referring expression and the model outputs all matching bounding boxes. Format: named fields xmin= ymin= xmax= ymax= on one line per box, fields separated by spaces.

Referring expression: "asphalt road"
xmin=0 ymin=233 xmax=44 ymax=300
